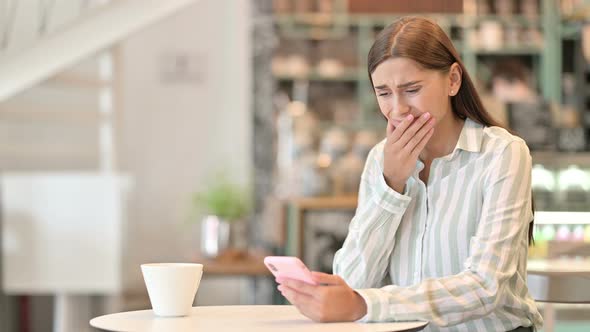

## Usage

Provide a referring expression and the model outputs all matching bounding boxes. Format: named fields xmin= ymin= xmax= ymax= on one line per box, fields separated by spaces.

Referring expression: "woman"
xmin=276 ymin=17 xmax=543 ymax=332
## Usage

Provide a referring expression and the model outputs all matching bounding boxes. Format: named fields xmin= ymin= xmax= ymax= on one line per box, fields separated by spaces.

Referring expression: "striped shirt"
xmin=333 ymin=118 xmax=543 ymax=331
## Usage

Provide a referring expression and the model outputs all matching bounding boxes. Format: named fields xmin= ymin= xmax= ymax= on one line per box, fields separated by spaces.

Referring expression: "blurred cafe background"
xmin=1 ymin=0 xmax=590 ymax=331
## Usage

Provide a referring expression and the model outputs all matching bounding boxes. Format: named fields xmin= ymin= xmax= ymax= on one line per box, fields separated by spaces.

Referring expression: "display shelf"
xmin=274 ymin=69 xmax=360 ymax=82
xmin=532 ymin=151 xmax=590 ymax=167
xmin=318 ymin=120 xmax=384 ymax=132
xmin=284 ymin=197 xmax=590 ymax=226
xmin=271 ymin=2 xmax=590 ymax=225
xmin=272 ymin=0 xmax=574 ymax=133
xmin=536 ymin=302 xmax=590 ymax=310
xmin=470 ymin=47 xmax=543 ymax=55
xmin=283 ymin=195 xmax=358 ymax=258
xmin=462 ymin=14 xmax=542 ymax=27
xmin=561 ymin=22 xmax=583 ymax=40
xmin=541 ymin=0 xmax=562 ymax=104
xmin=274 ymin=13 xmax=464 ymax=28
xmin=535 ymin=212 xmax=590 ymax=225
xmin=282 ymin=196 xmax=590 ymax=267
xmin=275 ymin=13 xmax=542 ymax=29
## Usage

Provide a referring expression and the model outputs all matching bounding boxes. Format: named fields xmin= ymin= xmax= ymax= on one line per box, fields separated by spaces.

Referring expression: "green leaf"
xmin=189 ymin=175 xmax=252 ymax=222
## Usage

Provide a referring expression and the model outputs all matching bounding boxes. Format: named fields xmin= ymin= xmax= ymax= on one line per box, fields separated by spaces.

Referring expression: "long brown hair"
xmin=368 ymin=16 xmax=535 ymax=245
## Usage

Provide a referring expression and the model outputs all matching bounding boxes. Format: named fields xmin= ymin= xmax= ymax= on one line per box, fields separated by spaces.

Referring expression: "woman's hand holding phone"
xmin=265 ymin=256 xmax=367 ymax=322
xmin=383 ymin=112 xmax=435 ymax=193
xmin=277 ymin=271 xmax=367 ymax=323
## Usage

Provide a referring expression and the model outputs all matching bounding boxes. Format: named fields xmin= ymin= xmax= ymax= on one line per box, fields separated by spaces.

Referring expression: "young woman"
xmin=276 ymin=17 xmax=543 ymax=332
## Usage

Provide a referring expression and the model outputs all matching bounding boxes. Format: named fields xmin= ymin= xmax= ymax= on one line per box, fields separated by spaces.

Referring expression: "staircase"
xmin=0 ymin=0 xmax=199 ymax=170
xmin=0 ymin=1 xmax=200 ymax=331
xmin=0 ymin=0 xmax=199 ymax=102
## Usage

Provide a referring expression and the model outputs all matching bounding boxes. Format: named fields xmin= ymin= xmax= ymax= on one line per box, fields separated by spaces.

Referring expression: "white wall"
xmin=118 ymin=0 xmax=252 ymax=296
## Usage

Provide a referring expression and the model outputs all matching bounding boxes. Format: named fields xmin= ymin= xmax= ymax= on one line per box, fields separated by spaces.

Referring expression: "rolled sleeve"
xmin=334 ymin=142 xmax=412 ymax=290
xmin=354 ymin=288 xmax=396 ymax=322
xmin=373 ymin=170 xmax=412 ymax=214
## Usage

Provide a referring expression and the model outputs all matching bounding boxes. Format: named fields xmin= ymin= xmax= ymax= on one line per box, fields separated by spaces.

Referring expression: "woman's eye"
xmin=406 ymin=88 xmax=420 ymax=94
xmin=378 ymin=92 xmax=390 ymax=97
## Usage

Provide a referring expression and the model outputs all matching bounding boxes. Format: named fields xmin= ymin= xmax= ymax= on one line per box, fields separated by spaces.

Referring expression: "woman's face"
xmin=371 ymin=57 xmax=457 ymax=130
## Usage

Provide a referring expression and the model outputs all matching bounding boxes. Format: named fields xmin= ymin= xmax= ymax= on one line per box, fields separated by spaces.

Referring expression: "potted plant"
xmin=190 ymin=177 xmax=251 ymax=258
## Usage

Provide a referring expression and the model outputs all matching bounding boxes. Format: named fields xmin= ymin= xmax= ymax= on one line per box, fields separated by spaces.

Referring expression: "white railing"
xmin=0 ymin=0 xmax=112 ymax=56
xmin=0 ymin=0 xmax=199 ymax=101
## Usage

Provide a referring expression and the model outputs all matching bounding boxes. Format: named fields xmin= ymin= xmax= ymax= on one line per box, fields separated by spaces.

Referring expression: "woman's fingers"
xmin=279 ymin=278 xmax=318 ymax=298
xmin=387 ymin=114 xmax=414 ymax=142
xmin=279 ymin=283 xmax=328 ymax=322
xmin=383 ymin=111 xmax=435 ymax=192
xmin=386 ymin=118 xmax=395 ymax=137
xmin=279 ymin=284 xmax=314 ymax=302
xmin=294 ymin=300 xmax=322 ymax=322
xmin=311 ymin=272 xmax=344 ymax=286
xmin=395 ymin=113 xmax=432 ymax=148
xmin=410 ymin=127 xmax=435 ymax=158
xmin=402 ymin=117 xmax=435 ymax=153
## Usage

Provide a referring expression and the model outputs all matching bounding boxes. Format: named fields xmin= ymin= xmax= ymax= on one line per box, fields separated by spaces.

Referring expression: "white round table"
xmin=527 ymin=259 xmax=590 ymax=332
xmin=90 ymin=305 xmax=428 ymax=332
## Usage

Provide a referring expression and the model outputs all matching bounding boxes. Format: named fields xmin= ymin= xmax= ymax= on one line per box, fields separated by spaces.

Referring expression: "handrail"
xmin=0 ymin=0 xmax=199 ymax=101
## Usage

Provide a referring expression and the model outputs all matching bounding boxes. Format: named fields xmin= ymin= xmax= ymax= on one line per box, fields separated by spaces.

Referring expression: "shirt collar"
xmin=441 ymin=118 xmax=484 ymax=160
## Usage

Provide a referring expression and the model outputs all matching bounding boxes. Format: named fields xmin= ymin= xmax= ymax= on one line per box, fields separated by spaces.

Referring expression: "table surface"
xmin=90 ymin=305 xmax=428 ymax=332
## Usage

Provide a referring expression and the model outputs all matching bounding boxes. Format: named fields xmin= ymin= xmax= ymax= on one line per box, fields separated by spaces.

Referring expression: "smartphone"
xmin=264 ymin=256 xmax=317 ymax=285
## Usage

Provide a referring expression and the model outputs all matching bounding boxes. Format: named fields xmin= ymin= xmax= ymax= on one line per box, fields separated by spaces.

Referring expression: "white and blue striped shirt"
xmin=334 ymin=118 xmax=543 ymax=331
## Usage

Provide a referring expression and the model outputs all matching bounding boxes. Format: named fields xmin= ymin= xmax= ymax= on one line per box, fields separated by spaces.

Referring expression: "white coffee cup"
xmin=141 ymin=263 xmax=203 ymax=317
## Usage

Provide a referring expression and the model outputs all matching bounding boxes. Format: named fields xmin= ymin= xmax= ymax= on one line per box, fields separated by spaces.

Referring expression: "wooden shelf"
xmin=194 ymin=251 xmax=271 ymax=277
xmin=288 ymin=195 xmax=358 ymax=210
xmin=272 ymin=2 xmax=568 ymax=105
